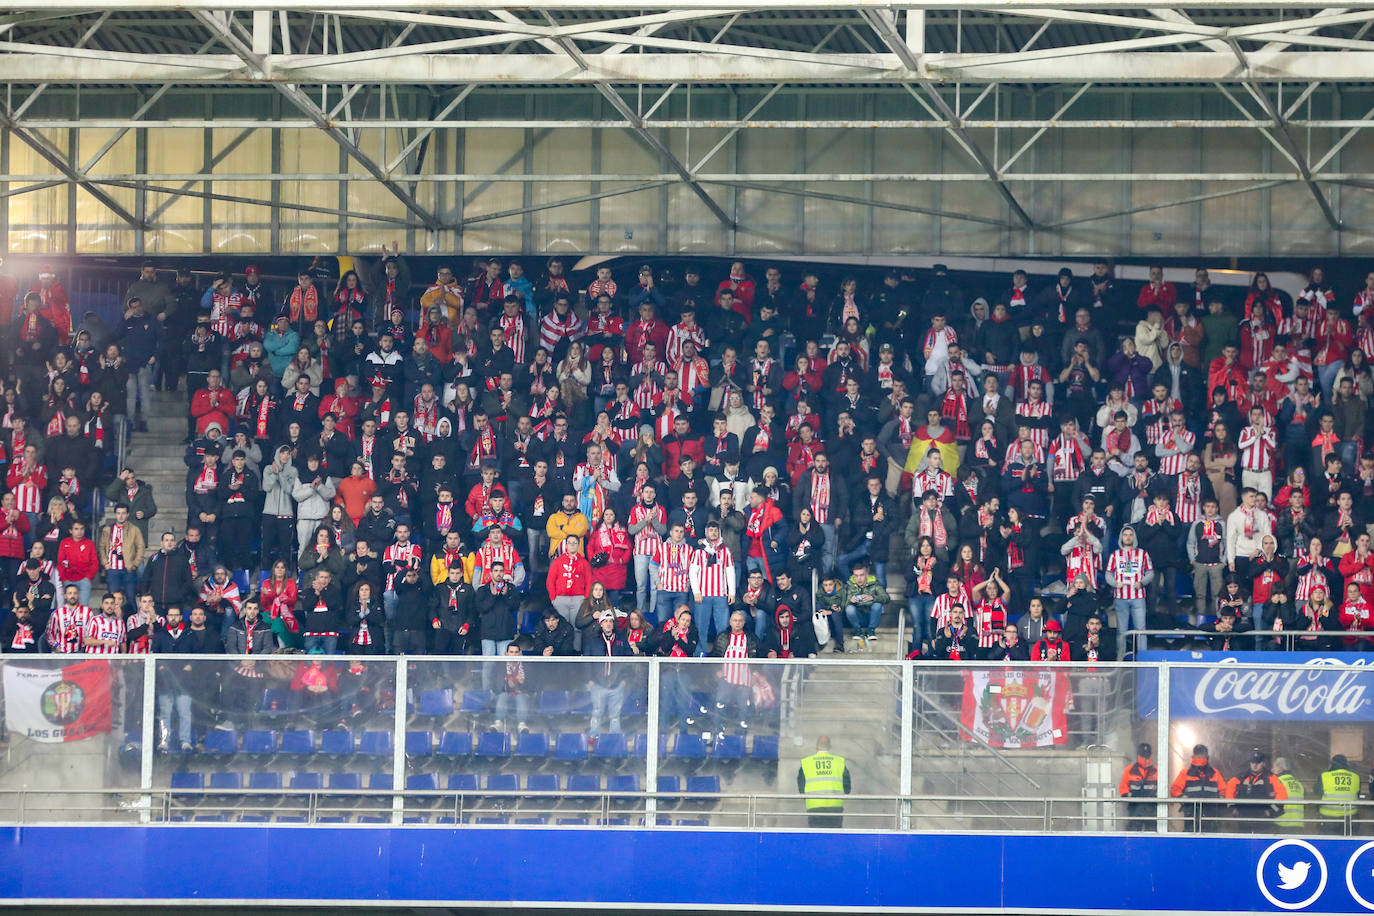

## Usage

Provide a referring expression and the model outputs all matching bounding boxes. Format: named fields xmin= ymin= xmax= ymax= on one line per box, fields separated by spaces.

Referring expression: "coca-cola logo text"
xmin=1191 ymin=661 xmax=1373 ymax=717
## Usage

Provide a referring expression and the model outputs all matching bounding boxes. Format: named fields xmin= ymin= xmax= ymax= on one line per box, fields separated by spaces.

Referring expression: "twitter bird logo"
xmin=1277 ymin=861 xmax=1311 ymax=890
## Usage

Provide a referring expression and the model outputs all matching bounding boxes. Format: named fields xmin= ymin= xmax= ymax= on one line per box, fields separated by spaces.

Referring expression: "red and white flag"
xmin=3 ymin=660 xmax=113 ymax=742
xmin=960 ymin=668 xmax=1069 ymax=749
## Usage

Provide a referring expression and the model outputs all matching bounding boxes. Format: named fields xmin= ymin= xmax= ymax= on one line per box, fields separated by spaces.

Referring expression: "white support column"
xmin=905 ymin=9 xmax=924 ymax=55
xmin=252 ymin=10 xmax=271 ymax=56
xmin=645 ymin=659 xmax=660 ymax=827
xmin=1155 ymin=664 xmax=1170 ymax=834
xmin=139 ymin=656 xmax=156 ymax=824
xmin=899 ymin=662 xmax=914 ymax=831
xmin=391 ymin=657 xmax=407 ymax=825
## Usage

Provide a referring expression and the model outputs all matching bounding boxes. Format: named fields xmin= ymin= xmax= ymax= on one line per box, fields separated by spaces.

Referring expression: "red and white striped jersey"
xmin=1064 ymin=539 xmax=1100 ymax=586
xmin=1002 ymin=441 xmax=1047 ymax=470
xmin=82 ymin=614 xmax=126 ymax=654
xmin=1048 ymin=434 xmax=1087 ymax=482
xmin=1238 ymin=424 xmax=1277 ymax=471
xmin=628 ymin=504 xmax=666 ymax=556
xmin=46 ymin=604 xmax=92 ymax=654
xmin=688 ymin=542 xmax=735 ymax=599
xmin=382 ymin=542 xmax=423 ymax=590
xmin=1106 ymin=548 xmax=1152 ymax=600
xmin=652 ymin=539 xmax=696 ymax=593
xmin=931 ymin=588 xmax=971 ymax=630
xmin=208 ymin=289 xmax=243 ymax=337
xmin=537 ymin=311 xmax=586 ymax=355
xmin=498 ymin=312 xmax=528 ymax=364
xmin=910 ymin=469 xmax=954 ymax=502
xmin=676 ymin=356 xmax=710 ymax=393
xmin=1174 ymin=472 xmax=1205 ymax=524
xmin=1157 ymin=429 xmax=1196 ymax=476
xmin=1014 ymin=399 xmax=1052 ymax=449
xmin=665 ymin=323 xmax=707 ymax=366
xmin=7 ymin=462 xmax=47 ymax=514
xmin=721 ymin=631 xmax=752 ymax=687
xmin=974 ymin=598 xmax=1007 ymax=649
xmin=473 ymin=537 xmax=521 ymax=585
xmin=1141 ymin=399 xmax=1181 ymax=447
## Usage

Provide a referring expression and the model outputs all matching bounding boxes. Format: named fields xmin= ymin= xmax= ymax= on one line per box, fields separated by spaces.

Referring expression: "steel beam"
xmin=188 ymin=9 xmax=443 ymax=231
xmin=0 ymin=107 xmax=146 ymax=230
xmin=19 ymin=1 xmax=1374 ymax=10
xmin=862 ymin=8 xmax=1034 ymax=229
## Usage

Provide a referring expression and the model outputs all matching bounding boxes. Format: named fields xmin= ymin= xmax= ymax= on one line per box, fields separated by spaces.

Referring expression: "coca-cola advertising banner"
xmin=1137 ymin=652 xmax=1374 ymax=720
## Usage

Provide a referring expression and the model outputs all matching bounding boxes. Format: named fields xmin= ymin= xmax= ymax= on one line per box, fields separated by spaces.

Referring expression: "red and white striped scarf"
xmin=810 ymin=471 xmax=831 ymax=524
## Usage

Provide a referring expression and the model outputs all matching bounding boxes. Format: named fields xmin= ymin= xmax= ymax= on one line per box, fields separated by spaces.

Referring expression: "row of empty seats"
xmin=170 ymin=814 xmax=712 ymax=826
xmin=184 ymin=728 xmax=780 ymax=763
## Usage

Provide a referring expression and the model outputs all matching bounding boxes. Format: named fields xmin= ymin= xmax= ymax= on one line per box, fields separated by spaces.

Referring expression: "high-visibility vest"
xmin=1277 ymin=773 xmax=1305 ymax=828
xmin=1319 ymin=768 xmax=1360 ymax=818
xmin=800 ymin=752 xmax=846 ymax=811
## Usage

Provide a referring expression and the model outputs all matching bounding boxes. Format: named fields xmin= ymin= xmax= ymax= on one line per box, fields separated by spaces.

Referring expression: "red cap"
xmin=245 ymin=264 xmax=260 ymax=275
xmin=1044 ymin=620 xmax=1063 ymax=632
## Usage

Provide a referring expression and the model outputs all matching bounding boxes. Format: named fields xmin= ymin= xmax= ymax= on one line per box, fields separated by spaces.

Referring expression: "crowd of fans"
xmin=1 ymin=253 xmax=1373 ymax=667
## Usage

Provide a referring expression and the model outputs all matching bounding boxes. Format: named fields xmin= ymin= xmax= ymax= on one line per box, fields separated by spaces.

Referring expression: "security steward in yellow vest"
xmin=797 ymin=735 xmax=851 ymax=828
xmin=1117 ymin=742 xmax=1159 ymax=831
xmin=1274 ymin=757 xmax=1306 ymax=832
xmin=1226 ymin=749 xmax=1287 ymax=833
xmin=1314 ymin=754 xmax=1360 ymax=835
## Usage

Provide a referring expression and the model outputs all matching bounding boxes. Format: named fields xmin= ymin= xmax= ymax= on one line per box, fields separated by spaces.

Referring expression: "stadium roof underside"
xmin=7 ymin=3 xmax=1374 ymax=249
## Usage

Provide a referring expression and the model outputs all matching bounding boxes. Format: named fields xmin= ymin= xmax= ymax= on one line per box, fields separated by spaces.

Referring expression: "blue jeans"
xmin=494 ymin=691 xmax=531 ymax=726
xmin=655 ymin=589 xmax=690 ymax=626
xmin=481 ymin=639 xmax=512 ymax=689
xmin=818 ymin=522 xmax=837 ymax=575
xmin=383 ymin=590 xmax=398 ymax=652
xmin=105 ymin=568 xmax=137 ymax=602
xmin=634 ymin=554 xmax=659 ymax=616
xmin=694 ymin=596 xmax=730 ymax=652
xmin=157 ymin=692 xmax=193 ymax=747
xmin=908 ymin=594 xmax=936 ymax=648
xmin=304 ymin=634 xmax=338 ymax=655
xmin=589 ymin=681 xmax=626 ymax=737
xmin=1115 ymin=597 xmax=1148 ymax=655
xmin=838 ymin=545 xmax=887 ymax=589
xmin=662 ymin=671 xmax=702 ymax=728
xmin=845 ymin=602 xmax=882 ymax=632
xmin=127 ymin=363 xmax=155 ymax=420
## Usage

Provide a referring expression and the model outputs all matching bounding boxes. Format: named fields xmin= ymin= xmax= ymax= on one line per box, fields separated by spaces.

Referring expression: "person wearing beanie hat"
xmin=1118 ymin=742 xmax=1159 ymax=831
xmin=1227 ymin=748 xmax=1287 ymax=831
xmin=1170 ymin=742 xmax=1228 ymax=832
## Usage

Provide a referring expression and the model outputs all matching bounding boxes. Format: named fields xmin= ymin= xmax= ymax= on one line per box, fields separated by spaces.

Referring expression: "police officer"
xmin=1117 ymin=742 xmax=1158 ymax=831
xmin=797 ymin=735 xmax=851 ymax=828
xmin=1227 ymin=749 xmax=1287 ymax=833
xmin=1315 ymin=754 xmax=1360 ymax=835
xmin=1274 ymin=757 xmax=1306 ymax=832
xmin=1169 ymin=743 xmax=1228 ymax=833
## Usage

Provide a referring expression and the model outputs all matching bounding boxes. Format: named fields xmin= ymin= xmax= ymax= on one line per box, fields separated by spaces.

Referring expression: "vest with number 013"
xmin=800 ymin=752 xmax=846 ymax=811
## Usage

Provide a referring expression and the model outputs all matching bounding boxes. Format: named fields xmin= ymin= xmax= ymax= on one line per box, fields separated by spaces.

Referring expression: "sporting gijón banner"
xmin=2 ymin=660 xmax=112 ymax=742
xmin=960 ymin=669 xmax=1070 ymax=749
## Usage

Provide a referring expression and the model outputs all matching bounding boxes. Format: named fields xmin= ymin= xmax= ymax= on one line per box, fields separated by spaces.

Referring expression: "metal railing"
xmin=1123 ymin=628 xmax=1354 ymax=653
xmin=0 ymin=788 xmax=1366 ymax=835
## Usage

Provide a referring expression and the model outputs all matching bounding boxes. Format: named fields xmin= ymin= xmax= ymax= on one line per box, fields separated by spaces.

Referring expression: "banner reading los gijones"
xmin=2 ymin=660 xmax=112 ymax=742
xmin=960 ymin=669 xmax=1070 ymax=748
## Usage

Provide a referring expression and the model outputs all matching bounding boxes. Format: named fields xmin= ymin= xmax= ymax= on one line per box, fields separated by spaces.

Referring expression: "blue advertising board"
xmin=9 ymin=827 xmax=1374 ymax=912
xmin=1138 ymin=650 xmax=1374 ymax=720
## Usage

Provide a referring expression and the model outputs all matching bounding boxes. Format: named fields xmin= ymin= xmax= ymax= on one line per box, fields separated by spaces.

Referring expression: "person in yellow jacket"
xmin=797 ymin=735 xmax=851 ymax=829
xmin=1274 ymin=757 xmax=1306 ymax=832
xmin=545 ymin=493 xmax=589 ymax=558
xmin=1314 ymin=753 xmax=1361 ymax=835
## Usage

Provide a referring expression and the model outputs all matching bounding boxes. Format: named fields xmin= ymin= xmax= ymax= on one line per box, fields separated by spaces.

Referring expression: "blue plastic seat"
xmin=477 ymin=816 xmax=510 ymax=824
xmin=670 ymin=734 xmax=707 ymax=759
xmin=686 ymin=775 xmax=721 ymax=795
xmin=288 ymin=772 xmax=322 ymax=790
xmin=418 ymin=688 xmax=454 ymax=717
xmin=405 ymin=731 xmax=434 ymax=757
xmin=513 ymin=816 xmax=547 ymax=825
xmin=248 ymin=772 xmax=282 ymax=790
xmin=655 ymin=774 xmax=681 ymax=806
xmin=591 ymin=733 xmax=628 ymax=760
xmin=359 ymin=731 xmax=393 ymax=757
xmin=328 ymin=773 xmax=361 ymax=790
xmin=193 ymin=814 xmax=226 ymax=822
xmin=402 ymin=815 xmax=427 ymax=824
xmin=319 ymin=729 xmax=354 ymax=756
xmin=208 ymin=772 xmax=242 ymax=790
xmin=169 ymin=772 xmax=203 ymax=790
xmin=258 ymin=688 xmax=299 ymax=716
xmin=461 ymin=689 xmax=494 ymax=713
xmin=537 ymin=690 xmax=570 ymax=716
xmin=475 ymin=732 xmax=511 ymax=758
xmin=557 ymin=817 xmax=590 ymax=825
xmin=238 ymin=814 xmax=270 ymax=823
xmin=406 ymin=773 xmax=438 ymax=791
xmin=622 ymin=692 xmax=648 ymax=717
xmin=358 ymin=815 xmax=389 ymax=824
xmin=554 ymin=733 xmax=588 ymax=762
xmin=676 ymin=818 xmax=710 ymax=826
xmin=279 ymin=730 xmax=315 ymax=755
xmin=567 ymin=773 xmax=601 ymax=795
xmin=315 ymin=816 xmax=347 ymax=824
xmin=369 ymin=773 xmax=393 ymax=791
xmin=527 ymin=773 xmax=560 ymax=793
xmin=599 ymin=817 xmax=630 ymax=826
xmin=277 ymin=816 xmax=308 ymax=823
xmin=202 ymin=729 xmax=238 ymax=755
xmin=447 ymin=773 xmax=478 ymax=793
xmin=569 ymin=690 xmax=593 ymax=716
xmin=750 ymin=735 xmax=779 ymax=760
xmin=632 ymin=734 xmax=667 ymax=758
xmin=608 ymin=774 xmax=641 ymax=794
xmin=437 ymin=731 xmax=473 ymax=757
xmin=514 ymin=732 xmax=550 ymax=758
xmin=485 ymin=773 xmax=519 ymax=805
xmin=242 ymin=730 xmax=277 ymax=755
xmin=712 ymin=734 xmax=746 ymax=759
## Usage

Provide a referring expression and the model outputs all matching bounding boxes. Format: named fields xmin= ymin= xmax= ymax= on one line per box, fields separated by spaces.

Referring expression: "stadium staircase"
xmin=106 ymin=387 xmax=192 ymax=538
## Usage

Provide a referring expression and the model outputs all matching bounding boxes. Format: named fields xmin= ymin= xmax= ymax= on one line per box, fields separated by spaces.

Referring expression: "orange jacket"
xmin=1170 ymin=756 xmax=1230 ymax=799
